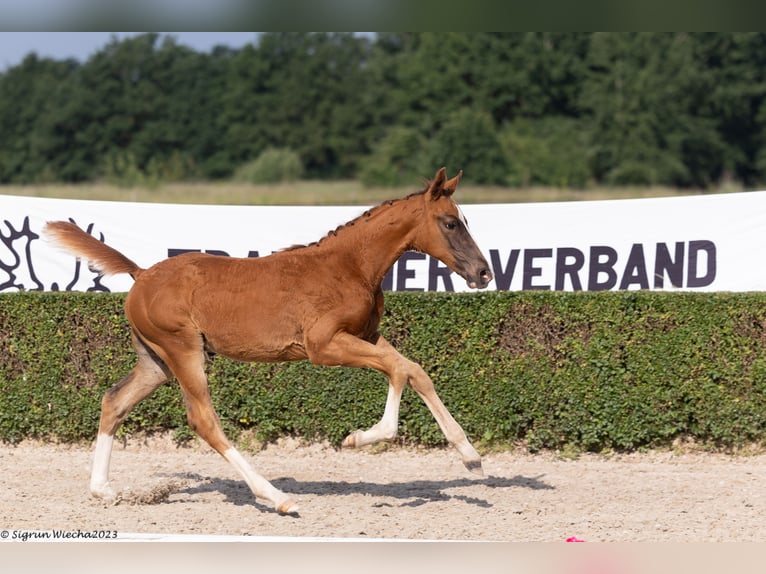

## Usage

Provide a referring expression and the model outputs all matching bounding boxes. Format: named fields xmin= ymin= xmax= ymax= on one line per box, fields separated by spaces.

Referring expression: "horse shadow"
xmin=163 ymin=471 xmax=553 ymax=515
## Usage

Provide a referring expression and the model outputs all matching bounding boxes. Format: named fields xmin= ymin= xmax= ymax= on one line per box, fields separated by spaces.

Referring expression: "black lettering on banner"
xmin=169 ymin=249 xmax=233 ymax=257
xmin=170 ymin=249 xmax=253 ymax=258
xmin=555 ymin=247 xmax=584 ymax=291
xmin=168 ymin=248 xmax=200 ymax=257
xmin=382 ymin=266 xmax=394 ymax=291
xmin=619 ymin=243 xmax=649 ymax=290
xmin=165 ymin=239 xmax=718 ymax=293
xmin=396 ymin=251 xmax=425 ymax=291
xmin=687 ymin=240 xmax=716 ymax=287
xmin=428 ymin=256 xmax=454 ymax=291
xmin=588 ymin=246 xmax=618 ymax=291
xmin=654 ymin=242 xmax=684 ymax=288
xmin=523 ymin=248 xmax=552 ymax=290
xmin=489 ymin=249 xmax=520 ymax=291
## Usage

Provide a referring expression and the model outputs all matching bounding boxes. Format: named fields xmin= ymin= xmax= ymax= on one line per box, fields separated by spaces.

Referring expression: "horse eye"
xmin=445 ymin=220 xmax=457 ymax=230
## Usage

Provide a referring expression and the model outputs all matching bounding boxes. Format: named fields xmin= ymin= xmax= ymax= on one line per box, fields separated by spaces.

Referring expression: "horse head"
xmin=413 ymin=167 xmax=493 ymax=290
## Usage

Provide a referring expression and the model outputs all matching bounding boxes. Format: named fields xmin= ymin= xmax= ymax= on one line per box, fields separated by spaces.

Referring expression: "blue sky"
xmin=0 ymin=32 xmax=259 ymax=71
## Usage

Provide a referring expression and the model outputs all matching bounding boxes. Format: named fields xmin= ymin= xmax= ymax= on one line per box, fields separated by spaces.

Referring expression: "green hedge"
xmin=2 ymin=291 xmax=766 ymax=452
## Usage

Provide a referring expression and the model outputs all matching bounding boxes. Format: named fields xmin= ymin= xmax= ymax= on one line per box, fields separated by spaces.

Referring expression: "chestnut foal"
xmin=45 ymin=167 xmax=493 ymax=514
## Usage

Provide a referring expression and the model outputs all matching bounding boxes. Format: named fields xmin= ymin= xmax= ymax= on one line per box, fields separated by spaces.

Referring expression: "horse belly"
xmin=198 ymin=309 xmax=307 ymax=363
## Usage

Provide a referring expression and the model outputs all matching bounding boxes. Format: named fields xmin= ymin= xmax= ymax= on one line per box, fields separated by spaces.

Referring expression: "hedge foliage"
xmin=2 ymin=291 xmax=766 ymax=452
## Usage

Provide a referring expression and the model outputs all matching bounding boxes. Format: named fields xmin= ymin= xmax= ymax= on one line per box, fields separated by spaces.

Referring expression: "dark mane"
xmin=280 ymin=187 xmax=428 ymax=252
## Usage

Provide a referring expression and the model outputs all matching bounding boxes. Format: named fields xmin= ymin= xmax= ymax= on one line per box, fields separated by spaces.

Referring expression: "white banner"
xmin=1 ymin=191 xmax=764 ymax=293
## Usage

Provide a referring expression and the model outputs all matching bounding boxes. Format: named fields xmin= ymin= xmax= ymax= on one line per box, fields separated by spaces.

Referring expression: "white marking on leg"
xmin=90 ymin=433 xmax=116 ymax=499
xmin=345 ymin=384 xmax=402 ymax=447
xmin=224 ymin=447 xmax=298 ymax=513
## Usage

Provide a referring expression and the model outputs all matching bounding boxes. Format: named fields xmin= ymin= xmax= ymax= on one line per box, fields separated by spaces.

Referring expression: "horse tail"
xmin=44 ymin=220 xmax=144 ymax=280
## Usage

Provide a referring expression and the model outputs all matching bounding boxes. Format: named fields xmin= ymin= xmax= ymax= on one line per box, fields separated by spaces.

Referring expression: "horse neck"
xmin=320 ymin=194 xmax=424 ymax=288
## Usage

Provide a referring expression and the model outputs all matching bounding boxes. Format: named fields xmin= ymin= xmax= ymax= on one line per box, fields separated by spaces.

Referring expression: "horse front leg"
xmin=405 ymin=364 xmax=483 ymax=475
xmin=307 ymin=331 xmax=483 ymax=475
xmin=342 ymin=382 xmax=403 ymax=448
xmin=337 ymin=334 xmax=403 ymax=448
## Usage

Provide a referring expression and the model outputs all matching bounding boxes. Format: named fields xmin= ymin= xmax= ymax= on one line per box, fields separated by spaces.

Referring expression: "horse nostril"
xmin=480 ymin=268 xmax=493 ymax=282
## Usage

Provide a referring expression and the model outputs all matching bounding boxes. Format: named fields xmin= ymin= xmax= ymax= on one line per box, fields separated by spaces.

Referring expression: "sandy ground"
xmin=2 ymin=435 xmax=765 ymax=542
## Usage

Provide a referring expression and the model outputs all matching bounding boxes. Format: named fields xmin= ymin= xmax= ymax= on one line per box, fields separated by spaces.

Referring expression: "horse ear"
xmin=443 ymin=170 xmax=462 ymax=196
xmin=426 ymin=167 xmax=453 ymax=200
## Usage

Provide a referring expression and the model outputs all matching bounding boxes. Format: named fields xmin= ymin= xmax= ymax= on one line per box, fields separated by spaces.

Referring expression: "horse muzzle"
xmin=466 ymin=267 xmax=493 ymax=290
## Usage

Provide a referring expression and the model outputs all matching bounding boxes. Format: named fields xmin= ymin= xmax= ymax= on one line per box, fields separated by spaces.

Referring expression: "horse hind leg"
xmin=90 ymin=333 xmax=171 ymax=499
xmin=162 ymin=345 xmax=299 ymax=515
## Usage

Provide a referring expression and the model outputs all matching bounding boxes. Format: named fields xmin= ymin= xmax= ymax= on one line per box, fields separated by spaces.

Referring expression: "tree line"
xmin=1 ymin=32 xmax=765 ymax=189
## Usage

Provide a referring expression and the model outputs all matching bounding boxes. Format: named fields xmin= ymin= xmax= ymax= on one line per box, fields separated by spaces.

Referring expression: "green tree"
xmin=76 ymin=33 xmax=219 ymax=183
xmin=385 ymin=33 xmax=478 ymax=135
xmin=0 ymin=54 xmax=80 ymax=182
xmin=694 ymin=33 xmax=766 ymax=186
xmin=234 ymin=147 xmax=304 ymax=183
xmin=426 ymin=108 xmax=508 ymax=185
xmin=474 ymin=33 xmax=590 ymax=122
xmin=358 ymin=126 xmax=427 ymax=186
xmin=500 ymin=117 xmax=591 ymax=188
xmin=361 ymin=33 xmax=591 ymax=185
xmin=3 ymin=32 xmax=766 ymax=190
xmin=581 ymin=33 xmax=725 ymax=187
xmin=219 ymin=33 xmax=375 ymax=179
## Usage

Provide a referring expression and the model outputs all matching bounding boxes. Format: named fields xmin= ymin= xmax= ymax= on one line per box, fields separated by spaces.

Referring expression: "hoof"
xmin=277 ymin=499 xmax=300 ymax=515
xmin=90 ymin=483 xmax=117 ymax=500
xmin=463 ymin=459 xmax=484 ymax=476
xmin=342 ymin=430 xmax=363 ymax=448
